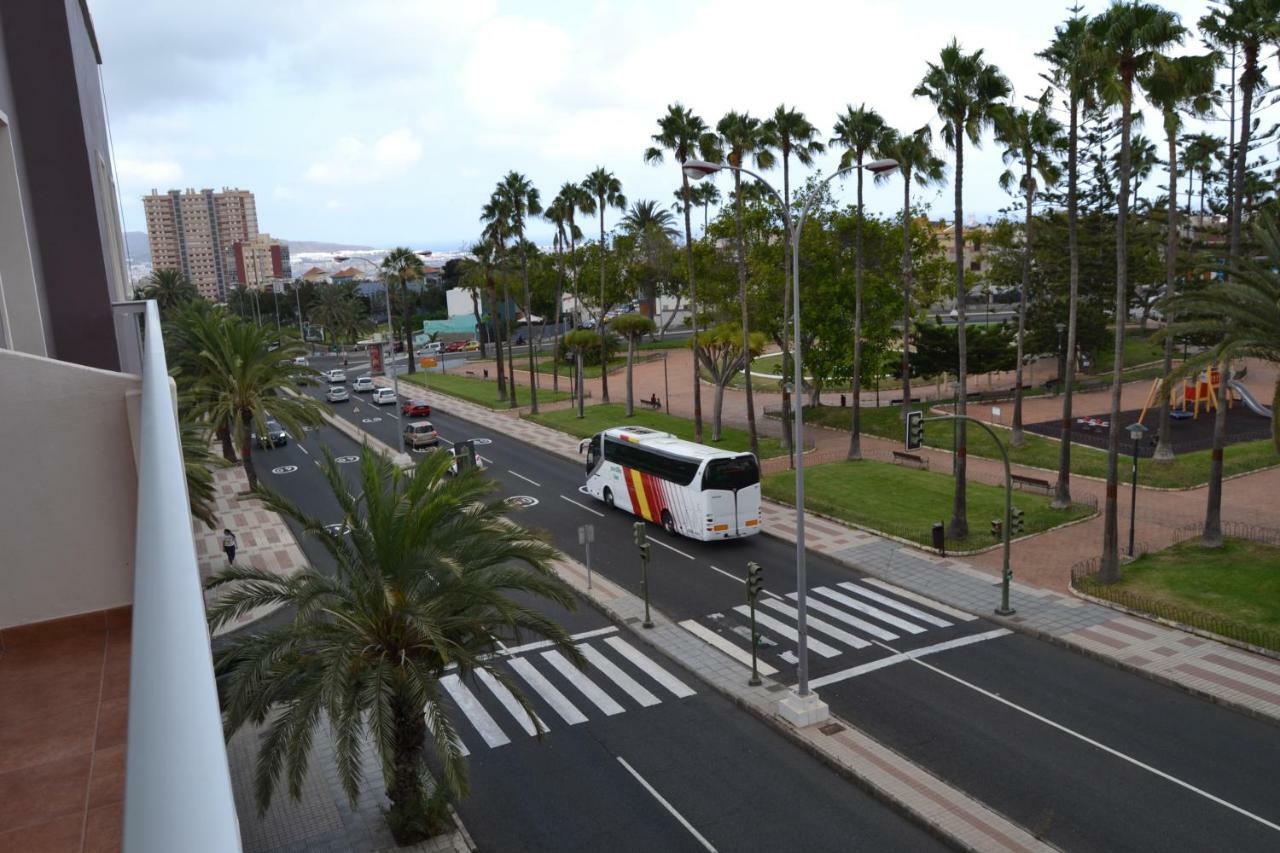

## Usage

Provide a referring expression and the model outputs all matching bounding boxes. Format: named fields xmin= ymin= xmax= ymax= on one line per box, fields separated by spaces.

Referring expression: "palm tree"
xmin=915 ymin=39 xmax=1011 ymax=539
xmin=611 ymin=313 xmax=657 ymax=416
xmin=190 ymin=318 xmax=324 ymax=489
xmin=686 ymin=181 xmax=722 ymax=234
xmin=481 ymin=195 xmax=519 ymax=408
xmin=137 ymin=268 xmax=197 ymax=315
xmin=718 ymin=110 xmax=775 ymax=460
xmin=1141 ymin=51 xmax=1219 ymax=460
xmin=761 ymin=105 xmax=826 ymax=461
xmin=620 ymin=199 xmax=679 ymax=319
xmin=310 ymin=282 xmax=366 ymax=346
xmin=460 ymin=240 xmax=507 ymax=401
xmin=874 ymin=127 xmax=946 ymax=429
xmin=209 ymin=448 xmax=582 ymax=845
xmin=1182 ymin=132 xmax=1224 ymax=216
xmin=180 ymin=412 xmax=224 ymax=528
xmin=580 ymin=167 xmax=627 ymax=404
xmin=544 ymin=195 xmax=574 ymax=394
xmin=994 ymin=93 xmax=1063 ymax=448
xmin=381 ymin=248 xmax=426 ymax=375
xmin=645 ymin=103 xmax=723 ymax=443
xmin=830 ymin=104 xmax=890 ymax=461
xmin=1089 ymin=1 xmax=1185 ymax=583
xmin=495 ymin=172 xmax=543 ymax=413
xmin=166 ymin=301 xmax=239 ymax=462
xmin=1039 ymin=9 xmax=1095 ymax=510
xmin=551 ymin=183 xmax=591 ymax=397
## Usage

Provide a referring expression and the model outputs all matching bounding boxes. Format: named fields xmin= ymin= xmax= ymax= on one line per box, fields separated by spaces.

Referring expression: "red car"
xmin=444 ymin=340 xmax=468 ymax=353
xmin=402 ymin=400 xmax=432 ymax=417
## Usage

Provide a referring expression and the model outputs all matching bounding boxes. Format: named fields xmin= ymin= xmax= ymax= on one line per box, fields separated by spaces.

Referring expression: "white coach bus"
xmin=579 ymin=426 xmax=761 ymax=540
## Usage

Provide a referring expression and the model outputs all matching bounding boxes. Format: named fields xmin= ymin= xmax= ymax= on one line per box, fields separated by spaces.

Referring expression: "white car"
xmin=352 ymin=376 xmax=375 ymax=393
xmin=326 ymin=385 xmax=350 ymax=403
xmin=292 ymin=356 xmax=308 ymax=366
xmin=372 ymin=388 xmax=397 ymax=405
xmin=322 ymin=369 xmax=346 ymax=384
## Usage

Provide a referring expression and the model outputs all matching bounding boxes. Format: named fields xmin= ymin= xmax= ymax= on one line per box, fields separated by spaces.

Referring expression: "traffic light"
xmin=633 ymin=522 xmax=651 ymax=561
xmin=990 ymin=519 xmax=1003 ymax=539
xmin=746 ymin=561 xmax=763 ymax=602
xmin=1010 ymin=506 xmax=1025 ymax=536
xmin=906 ymin=410 xmax=924 ymax=450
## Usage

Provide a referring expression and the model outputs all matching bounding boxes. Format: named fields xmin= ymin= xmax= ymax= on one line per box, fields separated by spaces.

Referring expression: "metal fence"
xmin=1171 ymin=521 xmax=1280 ymax=547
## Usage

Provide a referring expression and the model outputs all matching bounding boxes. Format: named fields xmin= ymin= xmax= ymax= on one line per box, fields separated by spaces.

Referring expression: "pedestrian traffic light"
xmin=990 ymin=519 xmax=1003 ymax=539
xmin=633 ymin=522 xmax=647 ymax=547
xmin=906 ymin=410 xmax=924 ymax=450
xmin=746 ymin=561 xmax=763 ymax=602
xmin=1010 ymin=506 xmax=1025 ymax=536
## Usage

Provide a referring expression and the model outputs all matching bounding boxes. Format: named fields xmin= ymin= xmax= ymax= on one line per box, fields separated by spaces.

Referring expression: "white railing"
xmin=123 ymin=301 xmax=242 ymax=852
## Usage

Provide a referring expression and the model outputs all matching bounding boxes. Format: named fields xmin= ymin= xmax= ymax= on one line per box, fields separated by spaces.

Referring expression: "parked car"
xmin=253 ymin=420 xmax=288 ymax=448
xmin=444 ymin=340 xmax=467 ymax=353
xmin=322 ymin=369 xmax=347 ymax=384
xmin=292 ymin=356 xmax=308 ymax=366
xmin=352 ymin=376 xmax=375 ymax=393
xmin=372 ymin=388 xmax=397 ymax=405
xmin=403 ymin=420 xmax=439 ymax=449
xmin=326 ymin=385 xmax=350 ymax=403
xmin=422 ymin=340 xmax=444 ymax=355
xmin=463 ymin=340 xmax=480 ymax=352
xmin=402 ymin=400 xmax=432 ymax=417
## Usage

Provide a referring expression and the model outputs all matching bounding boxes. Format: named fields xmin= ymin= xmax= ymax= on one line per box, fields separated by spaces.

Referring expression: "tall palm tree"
xmin=1039 ymin=9 xmax=1095 ymax=510
xmin=166 ymin=301 xmax=239 ymax=461
xmin=551 ymin=183 xmax=591 ymax=397
xmin=1182 ymin=132 xmax=1224 ymax=216
xmin=137 ymin=267 xmax=197 ymax=315
xmin=1090 ymin=1 xmax=1185 ymax=583
xmin=481 ymin=195 xmax=519 ymax=407
xmin=645 ymin=104 xmax=722 ymax=442
xmin=830 ymin=104 xmax=890 ymax=461
xmin=717 ymin=110 xmax=774 ymax=459
xmin=915 ymin=39 xmax=1011 ymax=539
xmin=381 ymin=248 xmax=426 ymax=375
xmin=874 ymin=127 xmax=946 ymax=429
xmin=612 ymin=313 xmax=657 ymax=416
xmin=761 ymin=105 xmax=826 ymax=461
xmin=209 ymin=448 xmax=582 ymax=845
xmin=1141 ymin=51 xmax=1219 ymax=460
xmin=461 ymin=240 xmax=507 ymax=401
xmin=179 ymin=413 xmax=224 ymax=529
xmin=544 ymin=194 xmax=574 ymax=393
xmin=188 ymin=318 xmax=323 ymax=489
xmin=686 ymin=181 xmax=722 ymax=234
xmin=994 ymin=93 xmax=1063 ymax=448
xmin=580 ymin=167 xmax=627 ymax=404
xmin=495 ymin=172 xmax=543 ymax=413
xmin=310 ymin=282 xmax=366 ymax=346
xmin=620 ymin=199 xmax=679 ymax=319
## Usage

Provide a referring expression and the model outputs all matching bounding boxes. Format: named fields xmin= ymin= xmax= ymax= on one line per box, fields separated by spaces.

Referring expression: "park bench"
xmin=888 ymin=396 xmax=921 ymax=405
xmin=1011 ymin=473 xmax=1053 ymax=495
xmin=892 ymin=450 xmax=928 ymax=470
xmin=640 ymin=397 xmax=662 ymax=410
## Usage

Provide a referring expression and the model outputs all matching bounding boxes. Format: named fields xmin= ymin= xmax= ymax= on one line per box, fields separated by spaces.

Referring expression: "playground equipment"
xmin=1228 ymin=380 xmax=1274 ymax=418
xmin=1136 ymin=370 xmax=1272 ymax=427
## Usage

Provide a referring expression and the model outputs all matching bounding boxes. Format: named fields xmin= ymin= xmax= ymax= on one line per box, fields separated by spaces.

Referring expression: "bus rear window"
xmin=702 ymin=455 xmax=759 ymax=491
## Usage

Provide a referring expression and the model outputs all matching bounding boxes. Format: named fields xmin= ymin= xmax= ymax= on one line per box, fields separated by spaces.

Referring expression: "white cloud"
xmin=304 ymin=129 xmax=424 ymax=185
xmin=115 ymin=157 xmax=183 ymax=186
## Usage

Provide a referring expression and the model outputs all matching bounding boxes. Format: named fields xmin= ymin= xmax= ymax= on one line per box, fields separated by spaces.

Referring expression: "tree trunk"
xmin=523 ymin=245 xmax=539 ymax=414
xmin=489 ymin=283 xmax=507 ymax=401
xmin=471 ymin=291 xmax=486 ymax=359
xmin=217 ymin=419 xmax=237 ymax=463
xmin=779 ymin=156 xmax=795 ymax=463
xmin=576 ymin=349 xmax=585 ymax=418
xmin=1054 ymin=95 xmax=1080 ymax=510
xmin=732 ymin=170 xmax=760 ymax=458
xmin=900 ymin=175 xmax=915 ymax=428
xmin=849 ymin=160 xmax=865 ymax=461
xmin=1229 ymin=44 xmax=1256 ymax=275
xmin=1100 ymin=84 xmax=1134 ymax=584
xmin=239 ymin=410 xmax=257 ymax=491
xmin=682 ymin=172 xmax=702 ymax=442
xmin=659 ymin=293 xmax=682 ymax=337
xmin=552 ymin=236 xmax=564 ymax=394
xmin=1203 ymin=366 xmax=1231 ymax=548
xmin=386 ymin=692 xmax=431 ymax=845
xmin=1010 ymin=163 xmax=1033 ymax=449
xmin=712 ymin=380 xmax=725 ymax=441
xmin=503 ymin=280 xmax=518 ymax=408
xmin=949 ymin=128 xmax=969 ymax=540
xmin=403 ymin=280 xmax=417 ymax=375
xmin=1154 ymin=128 xmax=1180 ymax=462
xmin=598 ymin=204 xmax=611 ymax=404
xmin=625 ymin=337 xmax=635 ymax=417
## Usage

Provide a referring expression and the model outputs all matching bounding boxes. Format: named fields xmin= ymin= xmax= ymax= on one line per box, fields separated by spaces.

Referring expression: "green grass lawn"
xmin=526 ymin=403 xmax=785 ymax=459
xmin=401 ymin=372 xmax=572 ymax=410
xmin=1082 ymin=538 xmax=1280 ymax=650
xmin=1092 ymin=328 xmax=1168 ymax=372
xmin=533 ymin=356 xmax=635 ymax=378
xmin=762 ymin=459 xmax=1093 ymax=549
xmin=799 ymin=404 xmax=1278 ymax=489
xmin=637 ymin=336 xmax=694 ymax=351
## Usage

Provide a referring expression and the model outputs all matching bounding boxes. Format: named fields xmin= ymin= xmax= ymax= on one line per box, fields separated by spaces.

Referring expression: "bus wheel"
xmin=603 ymin=487 xmax=614 ymax=509
xmin=661 ymin=510 xmax=675 ymax=536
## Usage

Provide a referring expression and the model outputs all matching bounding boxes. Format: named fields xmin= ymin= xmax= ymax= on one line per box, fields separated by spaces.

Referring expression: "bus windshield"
xmin=702 ymin=455 xmax=759 ymax=491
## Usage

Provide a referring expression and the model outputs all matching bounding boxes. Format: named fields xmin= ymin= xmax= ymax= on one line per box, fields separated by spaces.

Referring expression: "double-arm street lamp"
xmin=684 ymin=156 xmax=897 ymax=727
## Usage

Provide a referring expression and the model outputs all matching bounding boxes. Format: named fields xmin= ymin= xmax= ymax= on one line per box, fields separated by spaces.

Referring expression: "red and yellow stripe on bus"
xmin=621 ymin=466 xmax=668 ymax=523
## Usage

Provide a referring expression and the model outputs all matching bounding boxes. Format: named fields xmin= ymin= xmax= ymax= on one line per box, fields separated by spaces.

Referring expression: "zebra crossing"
xmin=436 ymin=629 xmax=696 ymax=755
xmin=679 ymin=578 xmax=979 ymax=675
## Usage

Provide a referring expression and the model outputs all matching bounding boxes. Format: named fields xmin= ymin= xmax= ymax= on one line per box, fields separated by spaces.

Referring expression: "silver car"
xmin=352 ymin=376 xmax=375 ymax=393
xmin=326 ymin=385 xmax=350 ymax=403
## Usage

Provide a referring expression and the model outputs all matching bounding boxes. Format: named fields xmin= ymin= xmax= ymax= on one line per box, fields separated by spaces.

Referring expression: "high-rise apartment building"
xmin=228 ymin=232 xmax=291 ymax=292
xmin=142 ymin=187 xmax=258 ymax=300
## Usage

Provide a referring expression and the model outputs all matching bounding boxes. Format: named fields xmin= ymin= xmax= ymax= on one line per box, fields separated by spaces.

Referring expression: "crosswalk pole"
xmin=747 ymin=561 xmax=762 ymax=686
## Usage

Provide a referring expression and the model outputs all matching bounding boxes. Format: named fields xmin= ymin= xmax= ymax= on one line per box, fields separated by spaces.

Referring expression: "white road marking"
xmin=649 ymin=537 xmax=694 ymax=560
xmin=507 ymin=469 xmax=542 ymax=487
xmin=617 ymin=756 xmax=718 ymax=853
xmin=604 ymin=637 xmax=696 ymax=698
xmin=837 ymin=582 xmax=953 ymax=628
xmin=812 ymin=586 xmax=926 ymax=635
xmin=476 ymin=669 xmax=545 ymax=737
xmin=861 ymin=578 xmax=978 ymax=622
xmin=678 ymin=620 xmax=778 ymax=677
xmin=495 ymin=626 xmax=620 ymax=659
xmin=708 ymin=565 xmax=784 ymax=600
xmin=808 ymin=629 xmax=1012 ymax=689
xmin=734 ymin=606 xmax=841 ymax=658
xmin=441 ymin=674 xmax=510 ymax=748
xmin=758 ymin=599 xmax=871 ymax=649
xmin=793 ymin=594 xmax=899 ymax=641
xmin=580 ymin=645 xmax=662 ymax=707
xmin=543 ymin=650 xmax=625 ymax=716
xmin=560 ymin=494 xmax=604 ymax=517
xmin=509 ymin=657 xmax=588 ymax=724
xmin=296 ymin=444 xmax=309 ymax=455
xmin=906 ymin=637 xmax=1280 ymax=835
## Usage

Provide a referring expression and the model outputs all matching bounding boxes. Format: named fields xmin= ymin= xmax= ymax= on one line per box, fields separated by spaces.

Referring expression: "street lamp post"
xmin=1055 ymin=322 xmax=1066 ymax=388
xmin=685 ymin=156 xmax=897 ymax=727
xmin=1127 ymin=422 xmax=1148 ymax=557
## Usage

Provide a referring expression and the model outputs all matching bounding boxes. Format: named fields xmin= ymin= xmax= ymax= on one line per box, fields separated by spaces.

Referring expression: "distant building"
xmin=931 ymin=219 xmax=993 ymax=279
xmin=228 ymin=232 xmax=290 ymax=292
xmin=142 ymin=187 xmax=258 ymax=300
xmin=331 ymin=266 xmax=366 ymax=283
xmin=300 ymin=265 xmax=331 ymax=284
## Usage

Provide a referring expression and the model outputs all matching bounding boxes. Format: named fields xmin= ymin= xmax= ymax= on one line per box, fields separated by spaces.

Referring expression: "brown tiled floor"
xmin=0 ymin=608 xmax=130 ymax=853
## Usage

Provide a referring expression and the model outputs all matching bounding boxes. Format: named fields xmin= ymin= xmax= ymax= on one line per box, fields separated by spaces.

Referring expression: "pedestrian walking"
xmin=222 ymin=528 xmax=237 ymax=565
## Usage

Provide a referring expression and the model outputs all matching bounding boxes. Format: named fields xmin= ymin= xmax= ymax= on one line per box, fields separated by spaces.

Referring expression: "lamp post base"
xmin=995 ymin=606 xmax=1016 ymax=616
xmin=778 ymin=690 xmax=829 ymax=728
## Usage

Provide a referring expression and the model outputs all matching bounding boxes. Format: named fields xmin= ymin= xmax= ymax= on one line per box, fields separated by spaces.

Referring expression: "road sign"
xmin=421 ymin=357 xmax=437 ymax=368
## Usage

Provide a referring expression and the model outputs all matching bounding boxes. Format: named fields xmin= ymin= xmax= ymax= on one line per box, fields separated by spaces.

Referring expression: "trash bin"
xmin=931 ymin=522 xmax=945 ymax=556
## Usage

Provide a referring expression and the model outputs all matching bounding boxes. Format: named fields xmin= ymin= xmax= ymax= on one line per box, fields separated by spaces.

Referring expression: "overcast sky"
xmin=94 ymin=0 xmax=1221 ymax=251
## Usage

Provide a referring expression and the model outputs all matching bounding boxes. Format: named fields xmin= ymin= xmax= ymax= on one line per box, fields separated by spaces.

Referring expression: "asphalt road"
xmin=287 ymin=357 xmax=1280 ymax=853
